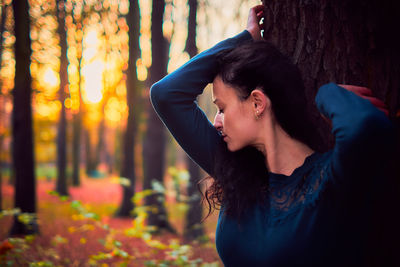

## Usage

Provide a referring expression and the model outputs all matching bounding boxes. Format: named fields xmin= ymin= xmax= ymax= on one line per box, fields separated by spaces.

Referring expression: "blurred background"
xmin=0 ymin=0 xmax=258 ymax=265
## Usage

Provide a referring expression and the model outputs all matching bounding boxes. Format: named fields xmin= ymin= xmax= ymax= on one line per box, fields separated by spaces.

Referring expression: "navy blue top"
xmin=150 ymin=30 xmax=395 ymax=266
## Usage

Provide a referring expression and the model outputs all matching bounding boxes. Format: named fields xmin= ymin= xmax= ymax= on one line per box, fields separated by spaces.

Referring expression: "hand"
xmin=339 ymin=84 xmax=389 ymax=116
xmin=246 ymin=5 xmax=265 ymax=41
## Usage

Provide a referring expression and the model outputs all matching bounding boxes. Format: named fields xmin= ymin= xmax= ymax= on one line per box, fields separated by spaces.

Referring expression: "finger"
xmin=377 ymin=107 xmax=389 ymax=116
xmin=249 ymin=5 xmax=264 ymax=19
xmin=251 ymin=4 xmax=265 ymax=13
xmin=361 ymin=96 xmax=387 ymax=109
xmin=338 ymin=84 xmax=373 ymax=96
xmin=356 ymin=95 xmax=389 ymax=116
xmin=340 ymin=85 xmax=373 ymax=96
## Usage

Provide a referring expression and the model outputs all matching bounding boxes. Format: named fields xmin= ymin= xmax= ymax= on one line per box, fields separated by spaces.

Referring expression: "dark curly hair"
xmin=200 ymin=41 xmax=323 ymax=220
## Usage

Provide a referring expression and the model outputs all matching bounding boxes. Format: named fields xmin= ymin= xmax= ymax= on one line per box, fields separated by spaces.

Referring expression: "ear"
xmin=250 ymin=89 xmax=271 ymax=115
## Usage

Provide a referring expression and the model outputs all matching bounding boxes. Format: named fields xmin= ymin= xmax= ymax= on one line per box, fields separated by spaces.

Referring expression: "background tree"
xmin=0 ymin=1 xmax=6 ymax=67
xmin=183 ymin=0 xmax=204 ymax=241
xmin=10 ymin=0 xmax=38 ymax=235
xmin=115 ymin=0 xmax=140 ymax=217
xmin=71 ymin=0 xmax=84 ymax=186
xmin=142 ymin=0 xmax=174 ymax=233
xmin=55 ymin=0 xmax=68 ymax=196
xmin=0 ymin=0 xmax=7 ymax=211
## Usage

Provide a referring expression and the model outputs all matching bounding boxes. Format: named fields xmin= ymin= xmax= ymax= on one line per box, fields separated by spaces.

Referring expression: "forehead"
xmin=212 ymin=76 xmax=237 ymax=103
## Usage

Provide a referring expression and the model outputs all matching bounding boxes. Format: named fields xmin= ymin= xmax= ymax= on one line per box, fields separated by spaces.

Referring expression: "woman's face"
xmin=212 ymin=76 xmax=258 ymax=151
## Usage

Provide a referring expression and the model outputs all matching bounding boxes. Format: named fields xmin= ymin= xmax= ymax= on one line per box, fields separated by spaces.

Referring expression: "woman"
xmin=150 ymin=5 xmax=396 ymax=266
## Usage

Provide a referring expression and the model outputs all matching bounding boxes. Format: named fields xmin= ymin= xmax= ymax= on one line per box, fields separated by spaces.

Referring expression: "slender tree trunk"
xmin=0 ymin=1 xmax=6 ymax=66
xmin=114 ymin=127 xmax=122 ymax=174
xmin=4 ymin=2 xmax=13 ymax=187
xmin=185 ymin=0 xmax=198 ymax=57
xmin=72 ymin=2 xmax=87 ymax=182
xmin=0 ymin=134 xmax=2 ymax=211
xmin=143 ymin=0 xmax=174 ymax=232
xmin=115 ymin=0 xmax=141 ymax=217
xmin=94 ymin=72 xmax=107 ymax=172
xmin=72 ymin=111 xmax=81 ymax=186
xmin=10 ymin=0 xmax=38 ymax=235
xmin=0 ymin=1 xmax=7 ymax=212
xmin=72 ymin=47 xmax=83 ymax=185
xmin=183 ymin=0 xmax=204 ymax=241
xmin=184 ymin=157 xmax=205 ymax=240
xmin=85 ymin=128 xmax=95 ymax=175
xmin=56 ymin=0 xmax=68 ymax=196
xmin=94 ymin=117 xmax=104 ymax=170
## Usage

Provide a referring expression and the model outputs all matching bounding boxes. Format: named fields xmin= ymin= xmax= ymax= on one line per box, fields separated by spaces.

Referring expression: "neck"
xmin=254 ymin=121 xmax=314 ymax=176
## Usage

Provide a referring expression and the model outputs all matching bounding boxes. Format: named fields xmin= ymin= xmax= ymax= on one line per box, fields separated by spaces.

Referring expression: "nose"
xmin=213 ymin=113 xmax=223 ymax=133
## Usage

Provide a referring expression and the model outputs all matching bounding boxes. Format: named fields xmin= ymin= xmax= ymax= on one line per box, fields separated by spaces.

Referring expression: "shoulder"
xmin=300 ymin=151 xmax=334 ymax=206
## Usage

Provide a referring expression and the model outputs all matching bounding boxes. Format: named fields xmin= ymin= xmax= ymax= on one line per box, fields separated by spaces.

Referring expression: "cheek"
xmin=229 ymin=111 xmax=254 ymax=138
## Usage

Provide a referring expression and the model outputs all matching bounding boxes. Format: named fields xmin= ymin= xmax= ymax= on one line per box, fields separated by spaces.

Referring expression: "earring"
xmin=255 ymin=110 xmax=260 ymax=119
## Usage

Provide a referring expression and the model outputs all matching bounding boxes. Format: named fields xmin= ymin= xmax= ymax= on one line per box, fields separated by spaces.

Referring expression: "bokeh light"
xmin=42 ymin=67 xmax=59 ymax=88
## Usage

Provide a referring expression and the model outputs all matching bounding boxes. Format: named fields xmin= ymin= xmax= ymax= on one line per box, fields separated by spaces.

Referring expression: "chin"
xmin=226 ymin=142 xmax=244 ymax=152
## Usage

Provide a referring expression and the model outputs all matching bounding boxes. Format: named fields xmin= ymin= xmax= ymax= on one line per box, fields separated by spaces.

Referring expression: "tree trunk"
xmin=0 ymin=1 xmax=7 ymax=61
xmin=183 ymin=0 xmax=204 ymax=241
xmin=84 ymin=128 xmax=96 ymax=175
xmin=113 ymin=127 xmax=122 ymax=174
xmin=10 ymin=0 xmax=38 ymax=235
xmin=55 ymin=0 xmax=68 ymax=196
xmin=0 ymin=1 xmax=7 ymax=212
xmin=184 ymin=157 xmax=205 ymax=240
xmin=115 ymin=0 xmax=140 ymax=217
xmin=261 ymin=0 xmax=400 ymax=119
xmin=142 ymin=0 xmax=174 ymax=233
xmin=185 ymin=0 xmax=198 ymax=57
xmin=0 ymin=134 xmax=2 ymax=211
xmin=94 ymin=117 xmax=104 ymax=170
xmin=72 ymin=44 xmax=83 ymax=185
xmin=72 ymin=111 xmax=81 ymax=186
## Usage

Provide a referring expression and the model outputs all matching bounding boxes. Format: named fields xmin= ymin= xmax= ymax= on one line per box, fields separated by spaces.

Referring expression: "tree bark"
xmin=185 ymin=0 xmax=198 ymax=57
xmin=261 ymin=0 xmax=400 ymax=118
xmin=115 ymin=0 xmax=141 ymax=217
xmin=184 ymin=157 xmax=205 ymax=240
xmin=72 ymin=111 xmax=81 ymax=186
xmin=183 ymin=0 xmax=204 ymax=241
xmin=84 ymin=128 xmax=96 ymax=175
xmin=0 ymin=1 xmax=6 ymax=69
xmin=0 ymin=133 xmax=2 ymax=211
xmin=94 ymin=117 xmax=104 ymax=170
xmin=72 ymin=3 xmax=85 ymax=185
xmin=10 ymin=0 xmax=38 ymax=235
xmin=142 ymin=0 xmax=174 ymax=233
xmin=55 ymin=0 xmax=68 ymax=196
xmin=72 ymin=35 xmax=83 ymax=185
xmin=0 ymin=1 xmax=7 ymax=212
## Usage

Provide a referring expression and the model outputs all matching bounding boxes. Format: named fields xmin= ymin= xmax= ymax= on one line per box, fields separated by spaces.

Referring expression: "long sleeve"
xmin=150 ymin=30 xmax=253 ymax=175
xmin=315 ymin=83 xmax=395 ymax=183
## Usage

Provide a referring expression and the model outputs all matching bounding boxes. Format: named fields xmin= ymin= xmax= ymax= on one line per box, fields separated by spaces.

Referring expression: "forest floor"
xmin=0 ymin=172 xmax=221 ymax=266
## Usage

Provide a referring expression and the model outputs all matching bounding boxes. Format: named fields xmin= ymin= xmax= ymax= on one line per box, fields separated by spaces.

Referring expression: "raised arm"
xmin=315 ymin=83 xmax=395 ymax=182
xmin=150 ymin=31 xmax=253 ymax=175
